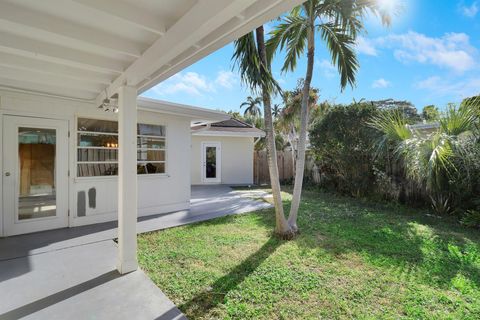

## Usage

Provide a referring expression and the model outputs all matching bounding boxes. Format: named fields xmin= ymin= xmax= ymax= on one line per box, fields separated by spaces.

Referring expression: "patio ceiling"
xmin=0 ymin=0 xmax=303 ymax=102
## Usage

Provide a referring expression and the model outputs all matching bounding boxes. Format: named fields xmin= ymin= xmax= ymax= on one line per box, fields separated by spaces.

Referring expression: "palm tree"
xmin=267 ymin=0 xmax=386 ymax=232
xmin=232 ymin=27 xmax=293 ymax=238
xmin=240 ymin=96 xmax=263 ymax=117
xmin=277 ymin=84 xmax=319 ymax=175
xmin=272 ymin=104 xmax=282 ymax=118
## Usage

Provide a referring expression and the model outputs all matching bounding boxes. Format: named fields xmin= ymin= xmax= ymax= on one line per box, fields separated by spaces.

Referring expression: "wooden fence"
xmin=254 ymin=150 xmax=322 ymax=185
xmin=254 ymin=150 xmax=294 ymax=185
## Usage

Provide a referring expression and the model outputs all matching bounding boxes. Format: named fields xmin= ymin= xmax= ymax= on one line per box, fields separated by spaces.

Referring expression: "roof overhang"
xmin=137 ymin=97 xmax=229 ymax=123
xmin=0 ymin=0 xmax=303 ymax=103
xmin=192 ymin=128 xmax=265 ymax=138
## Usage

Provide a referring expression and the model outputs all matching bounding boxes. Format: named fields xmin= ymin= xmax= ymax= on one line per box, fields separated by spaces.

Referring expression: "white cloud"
xmin=415 ymin=75 xmax=480 ymax=99
xmin=357 ymin=31 xmax=477 ymax=73
xmin=460 ymin=1 xmax=479 ymax=17
xmin=388 ymin=32 xmax=476 ymax=73
xmin=317 ymin=59 xmax=337 ymax=78
xmin=372 ymin=78 xmax=391 ymax=89
xmin=355 ymin=36 xmax=378 ymax=56
xmin=155 ymin=72 xmax=214 ymax=96
xmin=214 ymin=70 xmax=237 ymax=89
xmin=153 ymin=70 xmax=237 ymax=96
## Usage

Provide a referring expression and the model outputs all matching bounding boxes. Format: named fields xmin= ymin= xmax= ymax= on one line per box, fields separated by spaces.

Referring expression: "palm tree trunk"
xmin=255 ymin=26 xmax=292 ymax=236
xmin=291 ymin=126 xmax=297 ymax=177
xmin=287 ymin=19 xmax=315 ymax=231
xmin=287 ymin=133 xmax=296 ymax=178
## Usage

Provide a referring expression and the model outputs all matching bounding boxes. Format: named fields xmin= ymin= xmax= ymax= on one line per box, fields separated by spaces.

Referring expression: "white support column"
xmin=117 ymin=85 xmax=138 ymax=274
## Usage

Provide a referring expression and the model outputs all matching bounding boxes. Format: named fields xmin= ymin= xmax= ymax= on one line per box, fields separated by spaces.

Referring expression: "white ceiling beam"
xmin=96 ymin=0 xmax=258 ymax=106
xmin=0 ymin=2 xmax=144 ymax=58
xmin=0 ymin=52 xmax=114 ymax=85
xmin=73 ymin=0 xmax=166 ymax=35
xmin=138 ymin=0 xmax=304 ymax=93
xmin=0 ymin=77 xmax=97 ymax=101
xmin=0 ymin=31 xmax=127 ymax=74
xmin=0 ymin=65 xmax=104 ymax=93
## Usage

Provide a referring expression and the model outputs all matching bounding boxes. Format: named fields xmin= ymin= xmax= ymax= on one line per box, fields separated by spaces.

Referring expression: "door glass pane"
xmin=18 ymin=127 xmax=56 ymax=220
xmin=205 ymin=146 xmax=216 ymax=178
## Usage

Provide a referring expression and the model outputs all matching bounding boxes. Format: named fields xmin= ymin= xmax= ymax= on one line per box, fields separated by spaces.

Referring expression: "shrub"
xmin=309 ymin=103 xmax=381 ymax=196
xmin=460 ymin=210 xmax=480 ymax=229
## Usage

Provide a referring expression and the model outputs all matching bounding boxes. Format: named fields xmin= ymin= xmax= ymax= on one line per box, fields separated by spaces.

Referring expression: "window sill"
xmin=74 ymin=173 xmax=170 ymax=183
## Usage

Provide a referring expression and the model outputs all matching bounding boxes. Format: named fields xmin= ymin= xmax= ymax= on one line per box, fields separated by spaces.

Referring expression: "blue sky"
xmin=142 ymin=0 xmax=480 ymax=113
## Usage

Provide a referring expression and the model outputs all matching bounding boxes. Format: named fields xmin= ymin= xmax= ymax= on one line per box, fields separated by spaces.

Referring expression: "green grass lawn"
xmin=138 ymin=189 xmax=480 ymax=319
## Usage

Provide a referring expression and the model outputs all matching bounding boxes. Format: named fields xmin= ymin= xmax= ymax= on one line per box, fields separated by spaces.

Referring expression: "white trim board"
xmin=192 ymin=131 xmax=264 ymax=138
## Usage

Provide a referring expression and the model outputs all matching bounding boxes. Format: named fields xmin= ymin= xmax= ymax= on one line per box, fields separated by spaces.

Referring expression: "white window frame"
xmin=136 ymin=124 xmax=167 ymax=175
xmin=75 ymin=117 xmax=167 ymax=178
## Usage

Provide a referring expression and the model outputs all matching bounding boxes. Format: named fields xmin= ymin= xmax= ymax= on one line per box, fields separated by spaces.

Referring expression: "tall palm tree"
xmin=267 ymin=0 xmax=386 ymax=232
xmin=240 ymin=96 xmax=263 ymax=117
xmin=232 ymin=27 xmax=293 ymax=238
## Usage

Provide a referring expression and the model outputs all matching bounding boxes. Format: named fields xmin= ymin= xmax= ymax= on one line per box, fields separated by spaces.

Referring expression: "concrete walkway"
xmin=0 ymin=186 xmax=272 ymax=319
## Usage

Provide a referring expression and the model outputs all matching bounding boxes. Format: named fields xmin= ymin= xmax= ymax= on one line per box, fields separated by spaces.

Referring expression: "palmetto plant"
xmin=239 ymin=96 xmax=263 ymax=117
xmin=266 ymin=0 xmax=388 ymax=231
xmin=370 ymin=105 xmax=479 ymax=214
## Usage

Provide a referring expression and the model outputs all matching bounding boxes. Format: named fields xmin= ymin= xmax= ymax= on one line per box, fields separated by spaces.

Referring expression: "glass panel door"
xmin=205 ymin=146 xmax=217 ymax=178
xmin=18 ymin=127 xmax=57 ymax=220
xmin=202 ymin=142 xmax=221 ymax=183
xmin=3 ymin=116 xmax=69 ymax=236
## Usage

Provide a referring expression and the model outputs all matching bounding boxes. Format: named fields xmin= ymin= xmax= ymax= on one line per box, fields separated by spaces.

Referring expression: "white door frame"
xmin=201 ymin=141 xmax=221 ymax=184
xmin=2 ymin=115 xmax=69 ymax=236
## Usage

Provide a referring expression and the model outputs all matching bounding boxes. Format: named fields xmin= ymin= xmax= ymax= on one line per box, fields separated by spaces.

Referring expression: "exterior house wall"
xmin=0 ymin=89 xmax=191 ymax=233
xmin=191 ymin=135 xmax=254 ymax=185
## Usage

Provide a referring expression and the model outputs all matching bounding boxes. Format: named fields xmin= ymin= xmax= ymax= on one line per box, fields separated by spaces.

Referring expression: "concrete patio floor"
xmin=0 ymin=185 xmax=272 ymax=319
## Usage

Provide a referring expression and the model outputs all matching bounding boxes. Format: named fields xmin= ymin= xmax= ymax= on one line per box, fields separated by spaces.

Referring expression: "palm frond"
xmin=266 ymin=15 xmax=308 ymax=73
xmin=232 ymin=31 xmax=281 ymax=95
xmin=427 ymin=134 xmax=454 ymax=190
xmin=318 ymin=22 xmax=359 ymax=90
xmin=440 ymin=104 xmax=477 ymax=136
xmin=369 ymin=110 xmax=412 ymax=141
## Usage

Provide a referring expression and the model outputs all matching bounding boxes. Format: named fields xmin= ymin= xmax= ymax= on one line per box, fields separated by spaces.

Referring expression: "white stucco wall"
xmin=191 ymin=135 xmax=254 ymax=185
xmin=0 ymin=89 xmax=191 ymax=232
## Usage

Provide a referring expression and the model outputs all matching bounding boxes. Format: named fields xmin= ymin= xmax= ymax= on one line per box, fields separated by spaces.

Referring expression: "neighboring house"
xmin=191 ymin=118 xmax=265 ymax=185
xmin=407 ymin=122 xmax=440 ymax=134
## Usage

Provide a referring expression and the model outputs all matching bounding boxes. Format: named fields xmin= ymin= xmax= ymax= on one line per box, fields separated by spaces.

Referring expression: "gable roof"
xmin=192 ymin=118 xmax=265 ymax=137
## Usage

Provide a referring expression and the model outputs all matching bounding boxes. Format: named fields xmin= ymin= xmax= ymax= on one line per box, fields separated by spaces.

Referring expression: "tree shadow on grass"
xmin=294 ymin=191 xmax=480 ymax=290
xmin=178 ymin=236 xmax=282 ymax=319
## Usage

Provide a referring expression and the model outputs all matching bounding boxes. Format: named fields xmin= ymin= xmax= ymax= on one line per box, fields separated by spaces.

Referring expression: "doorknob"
xmin=5 ymin=172 xmax=11 ymax=176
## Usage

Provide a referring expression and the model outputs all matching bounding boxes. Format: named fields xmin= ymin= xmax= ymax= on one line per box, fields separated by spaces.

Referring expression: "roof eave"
xmin=192 ymin=130 xmax=265 ymax=138
xmin=137 ymin=97 xmax=229 ymax=121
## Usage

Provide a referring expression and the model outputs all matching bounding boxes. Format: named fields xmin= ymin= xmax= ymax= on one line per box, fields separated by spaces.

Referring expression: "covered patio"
xmin=0 ymin=0 xmax=301 ymax=274
xmin=0 ymin=186 xmax=271 ymax=319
